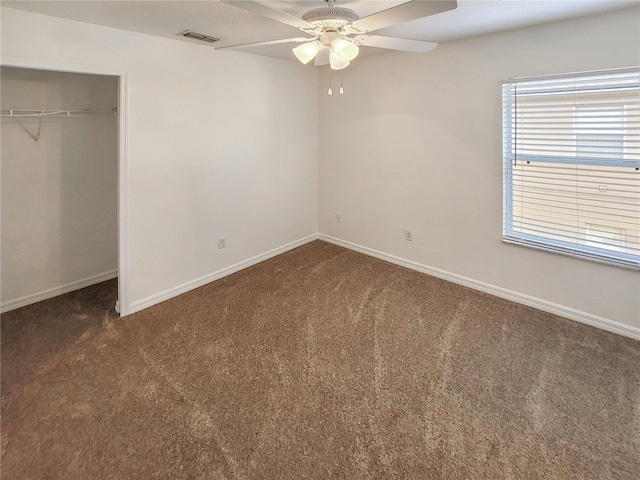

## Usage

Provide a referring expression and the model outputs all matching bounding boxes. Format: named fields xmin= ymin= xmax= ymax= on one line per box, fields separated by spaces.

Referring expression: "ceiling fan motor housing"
xmin=302 ymin=7 xmax=359 ymax=29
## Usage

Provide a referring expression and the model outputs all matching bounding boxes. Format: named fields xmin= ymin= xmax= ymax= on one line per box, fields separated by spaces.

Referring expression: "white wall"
xmin=1 ymin=67 xmax=118 ymax=307
xmin=1 ymin=7 xmax=319 ymax=313
xmin=318 ymin=7 xmax=640 ymax=333
xmin=2 ymin=5 xmax=638 ymax=335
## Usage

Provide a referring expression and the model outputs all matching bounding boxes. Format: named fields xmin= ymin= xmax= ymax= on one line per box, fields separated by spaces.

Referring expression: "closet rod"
xmin=1 ymin=109 xmax=117 ymax=117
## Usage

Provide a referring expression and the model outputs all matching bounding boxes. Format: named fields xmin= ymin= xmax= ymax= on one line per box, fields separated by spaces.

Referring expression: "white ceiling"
xmin=3 ymin=0 xmax=639 ymax=62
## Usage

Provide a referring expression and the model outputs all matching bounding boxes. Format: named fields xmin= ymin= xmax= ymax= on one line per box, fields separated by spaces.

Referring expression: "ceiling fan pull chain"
xmin=340 ymin=72 xmax=344 ymax=95
xmin=328 ymin=66 xmax=333 ymax=96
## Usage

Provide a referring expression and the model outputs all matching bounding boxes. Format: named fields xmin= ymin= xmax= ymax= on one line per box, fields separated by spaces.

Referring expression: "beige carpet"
xmin=2 ymin=240 xmax=639 ymax=479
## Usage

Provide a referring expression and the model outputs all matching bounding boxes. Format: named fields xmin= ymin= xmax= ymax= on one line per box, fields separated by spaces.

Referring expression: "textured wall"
xmin=318 ymin=7 xmax=640 ymax=329
xmin=3 ymin=5 xmax=638 ymax=330
xmin=1 ymin=7 xmax=319 ymax=313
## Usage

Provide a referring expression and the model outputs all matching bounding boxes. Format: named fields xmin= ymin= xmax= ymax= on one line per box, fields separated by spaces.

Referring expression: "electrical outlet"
xmin=336 ymin=212 xmax=343 ymax=223
xmin=405 ymin=229 xmax=413 ymax=242
xmin=218 ymin=237 xmax=226 ymax=249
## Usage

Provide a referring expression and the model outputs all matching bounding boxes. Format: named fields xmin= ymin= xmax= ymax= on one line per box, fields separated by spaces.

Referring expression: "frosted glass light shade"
xmin=293 ymin=41 xmax=322 ymax=64
xmin=329 ymin=51 xmax=350 ymax=70
xmin=331 ymin=38 xmax=359 ymax=62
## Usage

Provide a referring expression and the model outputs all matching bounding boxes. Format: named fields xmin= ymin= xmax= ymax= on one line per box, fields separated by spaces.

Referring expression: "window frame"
xmin=502 ymin=67 xmax=640 ymax=270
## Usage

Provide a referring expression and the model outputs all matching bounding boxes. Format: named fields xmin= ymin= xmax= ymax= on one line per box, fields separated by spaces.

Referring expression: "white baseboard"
xmin=129 ymin=234 xmax=319 ymax=314
xmin=1 ymin=270 xmax=118 ymax=314
xmin=318 ymin=234 xmax=640 ymax=341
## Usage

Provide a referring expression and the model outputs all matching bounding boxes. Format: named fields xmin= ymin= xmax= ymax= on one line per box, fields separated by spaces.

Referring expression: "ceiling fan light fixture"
xmin=331 ymin=37 xmax=359 ymax=62
xmin=293 ymin=40 xmax=322 ymax=64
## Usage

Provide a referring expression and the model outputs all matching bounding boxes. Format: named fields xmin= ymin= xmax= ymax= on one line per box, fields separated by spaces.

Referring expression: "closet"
xmin=1 ymin=67 xmax=119 ymax=312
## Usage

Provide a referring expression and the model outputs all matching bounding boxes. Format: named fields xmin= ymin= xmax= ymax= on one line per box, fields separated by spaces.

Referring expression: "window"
xmin=502 ymin=68 xmax=640 ymax=270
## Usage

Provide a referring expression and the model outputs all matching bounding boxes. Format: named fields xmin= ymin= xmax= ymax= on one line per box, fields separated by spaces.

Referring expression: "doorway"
xmin=0 ymin=61 xmax=128 ymax=316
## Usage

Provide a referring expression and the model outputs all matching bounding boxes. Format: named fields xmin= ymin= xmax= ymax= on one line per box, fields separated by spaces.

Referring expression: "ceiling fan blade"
xmin=355 ymin=35 xmax=437 ymax=53
xmin=351 ymin=0 xmax=457 ymax=33
xmin=314 ymin=49 xmax=330 ymax=66
xmin=216 ymin=37 xmax=313 ymax=50
xmin=221 ymin=0 xmax=315 ymax=30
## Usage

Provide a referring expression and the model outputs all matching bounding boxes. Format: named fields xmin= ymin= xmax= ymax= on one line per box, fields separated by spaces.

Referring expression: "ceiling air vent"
xmin=178 ymin=30 xmax=221 ymax=44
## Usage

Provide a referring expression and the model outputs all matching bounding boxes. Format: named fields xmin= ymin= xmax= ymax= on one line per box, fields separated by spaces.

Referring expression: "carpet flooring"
xmin=2 ymin=240 xmax=639 ymax=479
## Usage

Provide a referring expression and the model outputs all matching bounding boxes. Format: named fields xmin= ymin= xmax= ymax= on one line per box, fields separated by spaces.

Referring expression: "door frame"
xmin=1 ymin=55 xmax=130 ymax=316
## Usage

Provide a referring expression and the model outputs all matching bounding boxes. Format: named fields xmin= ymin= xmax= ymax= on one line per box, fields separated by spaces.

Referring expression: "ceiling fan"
xmin=218 ymin=0 xmax=458 ymax=70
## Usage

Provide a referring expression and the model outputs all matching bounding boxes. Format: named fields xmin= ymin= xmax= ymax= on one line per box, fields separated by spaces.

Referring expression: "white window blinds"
xmin=502 ymin=68 xmax=640 ymax=270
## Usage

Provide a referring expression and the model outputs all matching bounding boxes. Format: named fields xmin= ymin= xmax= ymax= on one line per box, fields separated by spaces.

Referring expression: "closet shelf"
xmin=1 ymin=108 xmax=117 ymax=117
xmin=2 ymin=108 xmax=117 ymax=142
